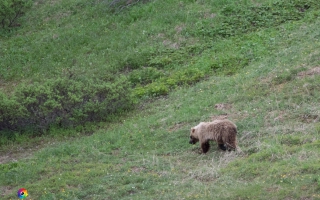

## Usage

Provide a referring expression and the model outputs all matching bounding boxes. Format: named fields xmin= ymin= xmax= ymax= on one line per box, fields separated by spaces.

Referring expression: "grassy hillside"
xmin=1 ymin=0 xmax=319 ymax=84
xmin=1 ymin=0 xmax=320 ymax=134
xmin=1 ymin=0 xmax=320 ymax=199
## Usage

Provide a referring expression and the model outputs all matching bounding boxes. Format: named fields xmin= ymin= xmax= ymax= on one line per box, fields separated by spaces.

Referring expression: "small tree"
xmin=0 ymin=0 xmax=32 ymax=29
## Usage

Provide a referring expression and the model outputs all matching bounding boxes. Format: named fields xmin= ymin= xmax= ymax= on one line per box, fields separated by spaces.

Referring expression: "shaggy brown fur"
xmin=189 ymin=119 xmax=237 ymax=153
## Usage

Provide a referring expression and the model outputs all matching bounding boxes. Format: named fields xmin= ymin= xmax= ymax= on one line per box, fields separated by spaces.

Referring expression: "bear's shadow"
xmin=191 ymin=144 xmax=227 ymax=154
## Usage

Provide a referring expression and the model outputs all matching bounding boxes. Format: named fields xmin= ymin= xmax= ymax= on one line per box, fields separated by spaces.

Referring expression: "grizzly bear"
xmin=189 ymin=119 xmax=237 ymax=153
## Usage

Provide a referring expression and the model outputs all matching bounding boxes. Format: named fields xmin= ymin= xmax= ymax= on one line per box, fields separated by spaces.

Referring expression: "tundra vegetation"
xmin=1 ymin=0 xmax=320 ymax=199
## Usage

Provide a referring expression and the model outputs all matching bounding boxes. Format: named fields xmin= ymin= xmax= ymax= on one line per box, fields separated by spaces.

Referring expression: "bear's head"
xmin=189 ymin=128 xmax=199 ymax=144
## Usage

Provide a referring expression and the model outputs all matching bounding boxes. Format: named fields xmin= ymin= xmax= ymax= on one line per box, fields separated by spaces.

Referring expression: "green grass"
xmin=1 ymin=0 xmax=320 ymax=133
xmin=1 ymin=0 xmax=320 ymax=199
xmin=1 ymin=0 xmax=319 ymax=85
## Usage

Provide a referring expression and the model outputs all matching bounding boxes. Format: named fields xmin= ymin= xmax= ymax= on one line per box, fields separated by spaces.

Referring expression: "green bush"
xmin=0 ymin=0 xmax=32 ymax=29
xmin=129 ymin=67 xmax=163 ymax=86
xmin=0 ymin=92 xmax=26 ymax=130
xmin=173 ymin=68 xmax=205 ymax=85
xmin=134 ymin=82 xmax=169 ymax=97
xmin=0 ymin=77 xmax=133 ymax=133
xmin=210 ymin=56 xmax=250 ymax=75
xmin=192 ymin=0 xmax=320 ymax=38
xmin=133 ymin=68 xmax=204 ymax=98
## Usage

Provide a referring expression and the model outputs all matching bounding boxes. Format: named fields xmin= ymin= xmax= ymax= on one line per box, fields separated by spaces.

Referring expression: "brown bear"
xmin=189 ymin=119 xmax=237 ymax=153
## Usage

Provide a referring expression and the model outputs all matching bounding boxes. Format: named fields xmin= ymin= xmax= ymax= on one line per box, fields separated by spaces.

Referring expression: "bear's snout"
xmin=189 ymin=138 xmax=198 ymax=144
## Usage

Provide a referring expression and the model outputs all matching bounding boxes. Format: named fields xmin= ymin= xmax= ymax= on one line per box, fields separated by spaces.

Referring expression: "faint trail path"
xmin=0 ymin=146 xmax=38 ymax=164
xmin=0 ymin=140 xmax=58 ymax=164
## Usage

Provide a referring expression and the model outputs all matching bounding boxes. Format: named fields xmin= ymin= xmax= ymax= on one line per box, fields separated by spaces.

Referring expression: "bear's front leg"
xmin=201 ymin=141 xmax=210 ymax=153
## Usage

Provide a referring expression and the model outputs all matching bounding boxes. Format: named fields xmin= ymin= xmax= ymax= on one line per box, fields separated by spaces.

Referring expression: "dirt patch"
xmin=214 ymin=103 xmax=232 ymax=110
xmin=131 ymin=166 xmax=146 ymax=173
xmin=162 ymin=39 xmax=180 ymax=49
xmin=203 ymin=13 xmax=216 ymax=19
xmin=274 ymin=112 xmax=286 ymax=122
xmin=300 ymin=114 xmax=319 ymax=123
xmin=274 ymin=82 xmax=286 ymax=92
xmin=0 ymin=186 xmax=13 ymax=197
xmin=0 ymin=155 xmax=11 ymax=164
xmin=297 ymin=67 xmax=320 ymax=78
xmin=175 ymin=24 xmax=185 ymax=34
xmin=210 ymin=111 xmax=248 ymax=122
xmin=193 ymin=174 xmax=217 ymax=182
xmin=168 ymin=122 xmax=186 ymax=132
xmin=111 ymin=148 xmax=121 ymax=156
xmin=211 ymin=103 xmax=234 ymax=122
xmin=0 ymin=148 xmax=35 ymax=164
xmin=265 ymin=186 xmax=280 ymax=192
xmin=210 ymin=114 xmax=228 ymax=121
xmin=263 ymin=110 xmax=288 ymax=127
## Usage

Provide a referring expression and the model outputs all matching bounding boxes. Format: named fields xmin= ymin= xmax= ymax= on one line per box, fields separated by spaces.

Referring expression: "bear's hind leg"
xmin=201 ymin=141 xmax=210 ymax=153
xmin=218 ymin=143 xmax=227 ymax=151
xmin=225 ymin=141 xmax=236 ymax=151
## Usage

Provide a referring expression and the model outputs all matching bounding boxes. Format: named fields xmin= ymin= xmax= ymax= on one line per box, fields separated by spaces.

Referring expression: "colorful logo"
xmin=17 ymin=188 xmax=28 ymax=199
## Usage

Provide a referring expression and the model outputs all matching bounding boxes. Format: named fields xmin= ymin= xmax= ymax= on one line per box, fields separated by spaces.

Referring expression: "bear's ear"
xmin=191 ymin=128 xmax=195 ymax=133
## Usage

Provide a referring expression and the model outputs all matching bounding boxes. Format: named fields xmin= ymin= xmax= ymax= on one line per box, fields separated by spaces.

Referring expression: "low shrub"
xmin=133 ymin=68 xmax=204 ymax=97
xmin=0 ymin=76 xmax=133 ymax=133
xmin=128 ymin=67 xmax=163 ymax=86
xmin=0 ymin=0 xmax=32 ymax=29
xmin=134 ymin=82 xmax=169 ymax=97
xmin=192 ymin=0 xmax=320 ymax=38
xmin=210 ymin=56 xmax=250 ymax=75
xmin=0 ymin=92 xmax=26 ymax=130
